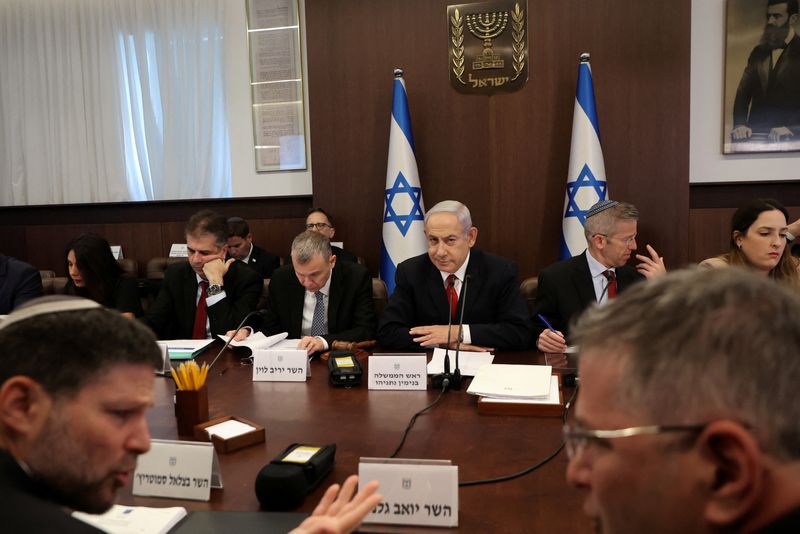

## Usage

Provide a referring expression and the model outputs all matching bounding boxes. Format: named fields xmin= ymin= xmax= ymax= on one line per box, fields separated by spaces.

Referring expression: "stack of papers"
xmin=73 ymin=505 xmax=187 ymax=534
xmin=426 ymin=348 xmax=494 ymax=376
xmin=217 ymin=331 xmax=299 ymax=353
xmin=467 ymin=364 xmax=558 ymax=403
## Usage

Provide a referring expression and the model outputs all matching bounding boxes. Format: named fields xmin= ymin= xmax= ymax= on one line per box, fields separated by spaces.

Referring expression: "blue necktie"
xmin=310 ymin=291 xmax=326 ymax=336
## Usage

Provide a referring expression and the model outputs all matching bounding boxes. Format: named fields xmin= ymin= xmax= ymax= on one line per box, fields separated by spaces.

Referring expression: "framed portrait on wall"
xmin=723 ymin=0 xmax=800 ymax=154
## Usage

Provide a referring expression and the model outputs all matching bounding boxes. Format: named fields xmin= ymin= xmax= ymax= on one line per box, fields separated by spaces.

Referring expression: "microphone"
xmin=432 ymin=276 xmax=456 ymax=390
xmin=208 ymin=309 xmax=267 ymax=371
xmin=450 ymin=274 xmax=471 ymax=391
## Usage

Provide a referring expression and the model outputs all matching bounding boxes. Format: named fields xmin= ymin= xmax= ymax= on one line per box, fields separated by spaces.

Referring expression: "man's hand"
xmin=731 ymin=125 xmax=752 ymax=140
xmin=203 ymin=257 xmax=234 ymax=286
xmin=409 ymin=325 xmax=458 ymax=347
xmin=537 ymin=329 xmax=567 ymax=354
xmin=289 ymin=475 xmax=381 ymax=534
xmin=225 ymin=328 xmax=250 ymax=341
xmin=298 ymin=336 xmax=325 ymax=354
xmin=635 ymin=244 xmax=666 ymax=279
xmin=769 ymin=126 xmax=793 ymax=142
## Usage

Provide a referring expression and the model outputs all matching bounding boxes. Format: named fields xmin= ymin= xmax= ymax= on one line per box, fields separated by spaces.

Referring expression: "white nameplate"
xmin=253 ymin=349 xmax=308 ymax=381
xmin=109 ymin=245 xmax=124 ymax=260
xmin=169 ymin=243 xmax=188 ymax=258
xmin=359 ymin=457 xmax=458 ymax=527
xmin=368 ymin=355 xmax=427 ymax=390
xmin=133 ymin=439 xmax=222 ymax=501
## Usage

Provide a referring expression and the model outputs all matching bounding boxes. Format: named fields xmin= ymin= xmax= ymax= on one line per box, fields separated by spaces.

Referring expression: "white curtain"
xmin=0 ymin=0 xmax=231 ymax=205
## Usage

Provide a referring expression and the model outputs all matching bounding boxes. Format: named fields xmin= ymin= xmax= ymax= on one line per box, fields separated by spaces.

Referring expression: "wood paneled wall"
xmin=1 ymin=0 xmax=695 ymax=278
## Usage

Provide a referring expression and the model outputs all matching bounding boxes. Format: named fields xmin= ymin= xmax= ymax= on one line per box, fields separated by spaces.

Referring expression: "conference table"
xmin=118 ymin=344 xmax=592 ymax=533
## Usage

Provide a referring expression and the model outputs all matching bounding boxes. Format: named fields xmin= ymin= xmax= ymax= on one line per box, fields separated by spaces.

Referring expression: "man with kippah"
xmin=533 ymin=200 xmax=666 ymax=354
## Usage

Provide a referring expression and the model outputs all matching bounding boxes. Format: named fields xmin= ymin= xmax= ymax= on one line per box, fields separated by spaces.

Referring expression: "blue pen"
xmin=537 ymin=314 xmax=557 ymax=333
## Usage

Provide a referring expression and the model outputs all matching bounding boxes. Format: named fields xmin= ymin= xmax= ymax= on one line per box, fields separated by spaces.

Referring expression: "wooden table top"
xmin=118 ymin=345 xmax=591 ymax=533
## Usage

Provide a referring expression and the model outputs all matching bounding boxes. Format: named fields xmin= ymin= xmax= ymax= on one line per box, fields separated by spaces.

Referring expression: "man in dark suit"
xmin=0 ymin=296 xmax=383 ymax=533
xmin=0 ymin=254 xmax=42 ymax=314
xmin=143 ymin=211 xmax=261 ymax=339
xmin=533 ymin=200 xmax=665 ymax=354
xmin=732 ymin=0 xmax=800 ymax=143
xmin=240 ymin=231 xmax=376 ymax=354
xmin=226 ymin=216 xmax=280 ymax=278
xmin=305 ymin=208 xmax=359 ymax=264
xmin=377 ymin=200 xmax=532 ymax=352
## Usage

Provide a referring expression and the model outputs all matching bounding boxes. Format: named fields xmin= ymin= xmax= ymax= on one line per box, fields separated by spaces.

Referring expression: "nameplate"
xmin=368 ymin=355 xmax=427 ymax=390
xmin=252 ymin=349 xmax=308 ymax=381
xmin=133 ymin=439 xmax=222 ymax=501
xmin=109 ymin=245 xmax=123 ymax=260
xmin=359 ymin=457 xmax=458 ymax=527
xmin=169 ymin=243 xmax=188 ymax=258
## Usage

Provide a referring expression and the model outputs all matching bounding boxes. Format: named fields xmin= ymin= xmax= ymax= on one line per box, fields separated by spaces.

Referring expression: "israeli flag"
xmin=560 ymin=54 xmax=608 ymax=260
xmin=380 ymin=69 xmax=427 ymax=294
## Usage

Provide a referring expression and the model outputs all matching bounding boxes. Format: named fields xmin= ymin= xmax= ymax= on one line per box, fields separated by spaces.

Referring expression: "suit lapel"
xmin=327 ymin=265 xmax=343 ymax=333
xmin=462 ymin=251 xmax=482 ymax=320
xmin=288 ymin=274 xmax=305 ymax=336
xmin=571 ymin=253 xmax=598 ymax=306
xmin=426 ymin=262 xmax=450 ymax=321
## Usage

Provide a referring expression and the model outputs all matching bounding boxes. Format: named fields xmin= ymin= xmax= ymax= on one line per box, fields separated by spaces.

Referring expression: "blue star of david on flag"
xmin=560 ymin=56 xmax=608 ymax=260
xmin=563 ymin=164 xmax=607 ymax=226
xmin=384 ymin=172 xmax=424 ymax=237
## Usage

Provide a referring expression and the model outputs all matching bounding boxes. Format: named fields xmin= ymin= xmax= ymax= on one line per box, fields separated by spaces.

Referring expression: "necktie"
xmin=446 ymin=274 xmax=459 ymax=321
xmin=192 ymin=281 xmax=208 ymax=339
xmin=603 ymin=270 xmax=617 ymax=300
xmin=310 ymin=291 xmax=327 ymax=336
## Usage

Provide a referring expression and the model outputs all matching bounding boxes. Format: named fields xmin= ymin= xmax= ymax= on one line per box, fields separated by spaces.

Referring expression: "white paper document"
xmin=479 ymin=375 xmax=561 ymax=405
xmin=73 ymin=505 xmax=187 ymax=534
xmin=218 ymin=331 xmax=289 ymax=351
xmin=467 ymin=364 xmax=552 ymax=399
xmin=427 ymin=348 xmax=494 ymax=377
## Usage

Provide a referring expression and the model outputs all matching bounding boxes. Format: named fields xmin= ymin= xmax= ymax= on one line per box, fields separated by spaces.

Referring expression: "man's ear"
xmin=0 ymin=376 xmax=52 ymax=440
xmin=700 ymin=420 xmax=763 ymax=528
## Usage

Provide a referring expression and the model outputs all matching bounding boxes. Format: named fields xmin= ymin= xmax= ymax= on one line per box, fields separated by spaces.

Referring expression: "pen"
xmin=537 ymin=314 xmax=557 ymax=333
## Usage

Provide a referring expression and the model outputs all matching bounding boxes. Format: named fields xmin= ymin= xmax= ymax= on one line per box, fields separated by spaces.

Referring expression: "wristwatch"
xmin=207 ymin=284 xmax=224 ymax=296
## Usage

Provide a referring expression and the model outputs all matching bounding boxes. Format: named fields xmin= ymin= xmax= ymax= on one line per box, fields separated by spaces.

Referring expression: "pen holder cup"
xmin=175 ymin=386 xmax=209 ymax=436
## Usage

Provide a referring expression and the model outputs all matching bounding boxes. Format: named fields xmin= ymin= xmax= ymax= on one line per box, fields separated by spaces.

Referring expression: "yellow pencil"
xmin=180 ymin=363 xmax=192 ymax=391
xmin=170 ymin=366 xmax=183 ymax=390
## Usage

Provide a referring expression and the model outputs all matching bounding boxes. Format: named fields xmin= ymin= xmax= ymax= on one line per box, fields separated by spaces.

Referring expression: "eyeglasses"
xmin=562 ymin=423 xmax=707 ymax=459
xmin=306 ymin=222 xmax=332 ymax=230
xmin=594 ymin=233 xmax=637 ymax=246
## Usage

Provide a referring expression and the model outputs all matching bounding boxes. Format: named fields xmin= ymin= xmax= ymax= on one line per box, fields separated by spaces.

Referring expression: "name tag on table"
xmin=252 ymin=349 xmax=308 ymax=381
xmin=109 ymin=245 xmax=123 ymax=260
xmin=133 ymin=439 xmax=222 ymax=501
xmin=359 ymin=457 xmax=458 ymax=527
xmin=368 ymin=355 xmax=427 ymax=390
xmin=169 ymin=243 xmax=188 ymax=258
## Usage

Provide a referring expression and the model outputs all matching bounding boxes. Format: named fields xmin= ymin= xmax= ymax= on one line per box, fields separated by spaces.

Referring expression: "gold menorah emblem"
xmin=466 ymin=11 xmax=508 ymax=70
xmin=448 ymin=1 xmax=528 ymax=94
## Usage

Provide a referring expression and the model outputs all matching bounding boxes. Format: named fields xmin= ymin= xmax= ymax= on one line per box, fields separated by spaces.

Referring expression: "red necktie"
xmin=192 ymin=281 xmax=208 ymax=339
xmin=603 ymin=270 xmax=617 ymax=300
xmin=446 ymin=274 xmax=459 ymax=321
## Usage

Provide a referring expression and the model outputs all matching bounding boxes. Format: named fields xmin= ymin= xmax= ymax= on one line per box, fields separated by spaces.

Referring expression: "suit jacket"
xmin=377 ymin=250 xmax=533 ymax=351
xmin=532 ymin=251 xmax=644 ymax=342
xmin=142 ymin=261 xmax=261 ymax=339
xmin=0 ymin=449 xmax=102 ymax=533
xmin=65 ymin=276 xmax=143 ymax=317
xmin=230 ymin=244 xmax=280 ymax=279
xmin=0 ymin=254 xmax=43 ymax=314
xmin=258 ymin=261 xmax=376 ymax=344
xmin=734 ymin=35 xmax=800 ymax=135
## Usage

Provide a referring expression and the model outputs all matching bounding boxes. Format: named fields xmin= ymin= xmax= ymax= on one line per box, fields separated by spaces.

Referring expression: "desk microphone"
xmin=431 ymin=276 xmax=456 ymax=390
xmin=450 ymin=274 xmax=471 ymax=391
xmin=208 ymin=309 xmax=267 ymax=372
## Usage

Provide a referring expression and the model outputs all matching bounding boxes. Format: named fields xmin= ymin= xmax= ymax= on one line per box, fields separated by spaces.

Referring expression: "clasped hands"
xmin=409 ymin=324 xmax=493 ymax=352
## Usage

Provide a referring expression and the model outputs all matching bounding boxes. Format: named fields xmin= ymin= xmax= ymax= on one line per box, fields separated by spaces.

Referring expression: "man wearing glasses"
xmin=305 ymin=208 xmax=359 ymax=264
xmin=533 ymin=200 xmax=665 ymax=354
xmin=563 ymin=268 xmax=800 ymax=533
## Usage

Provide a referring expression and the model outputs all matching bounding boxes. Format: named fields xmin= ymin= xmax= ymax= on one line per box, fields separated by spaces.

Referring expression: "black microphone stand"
xmin=208 ymin=309 xmax=267 ymax=372
xmin=450 ymin=274 xmax=470 ymax=391
xmin=432 ymin=277 xmax=456 ymax=390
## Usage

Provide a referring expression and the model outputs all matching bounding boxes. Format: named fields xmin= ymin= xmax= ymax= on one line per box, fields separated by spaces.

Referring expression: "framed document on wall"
xmin=247 ymin=0 xmax=308 ymax=171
